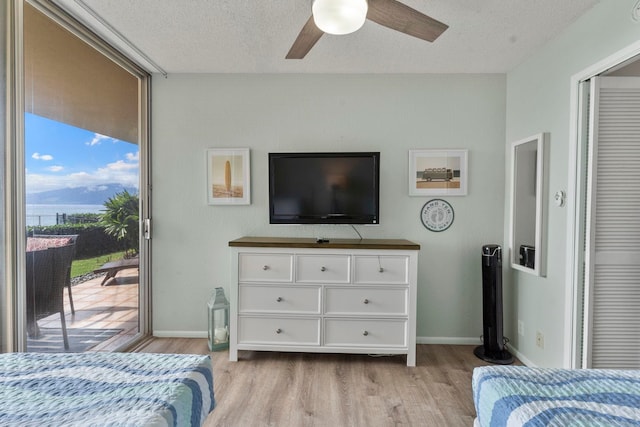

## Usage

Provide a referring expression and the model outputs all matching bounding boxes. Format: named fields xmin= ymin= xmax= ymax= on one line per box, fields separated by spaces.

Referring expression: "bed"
xmin=472 ymin=365 xmax=640 ymax=427
xmin=0 ymin=352 xmax=215 ymax=426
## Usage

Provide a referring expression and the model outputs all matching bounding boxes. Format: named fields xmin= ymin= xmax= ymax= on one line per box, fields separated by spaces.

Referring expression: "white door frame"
xmin=565 ymin=40 xmax=640 ymax=368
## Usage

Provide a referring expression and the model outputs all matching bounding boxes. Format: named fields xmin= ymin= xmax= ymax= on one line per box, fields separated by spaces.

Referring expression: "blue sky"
xmin=25 ymin=113 xmax=139 ymax=194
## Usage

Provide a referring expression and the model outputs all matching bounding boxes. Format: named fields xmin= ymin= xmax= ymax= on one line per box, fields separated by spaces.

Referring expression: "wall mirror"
xmin=510 ymin=133 xmax=547 ymax=276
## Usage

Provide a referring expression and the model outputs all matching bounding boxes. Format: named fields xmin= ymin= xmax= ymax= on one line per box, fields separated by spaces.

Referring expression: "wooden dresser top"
xmin=228 ymin=236 xmax=420 ymax=251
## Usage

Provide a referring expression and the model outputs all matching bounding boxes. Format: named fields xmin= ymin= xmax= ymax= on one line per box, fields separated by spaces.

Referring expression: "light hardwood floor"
xmin=136 ymin=338 xmax=507 ymax=426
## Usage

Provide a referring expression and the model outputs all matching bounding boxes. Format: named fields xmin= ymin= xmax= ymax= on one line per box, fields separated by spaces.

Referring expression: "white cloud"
xmin=86 ymin=133 xmax=116 ymax=146
xmin=26 ymin=155 xmax=139 ymax=193
xmin=32 ymin=152 xmax=53 ymax=161
xmin=126 ymin=152 xmax=139 ymax=161
xmin=46 ymin=165 xmax=64 ymax=172
xmin=103 ymin=160 xmax=138 ymax=172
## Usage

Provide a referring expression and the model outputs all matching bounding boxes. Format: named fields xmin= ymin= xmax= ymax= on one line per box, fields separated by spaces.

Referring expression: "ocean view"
xmin=26 ymin=204 xmax=104 ymax=226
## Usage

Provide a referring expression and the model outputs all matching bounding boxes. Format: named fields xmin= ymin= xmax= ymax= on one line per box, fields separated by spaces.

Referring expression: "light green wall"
xmin=151 ymin=74 xmax=506 ymax=341
xmin=504 ymin=0 xmax=640 ymax=367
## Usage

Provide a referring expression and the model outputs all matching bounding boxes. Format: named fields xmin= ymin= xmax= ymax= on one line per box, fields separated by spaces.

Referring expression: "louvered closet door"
xmin=585 ymin=76 xmax=640 ymax=368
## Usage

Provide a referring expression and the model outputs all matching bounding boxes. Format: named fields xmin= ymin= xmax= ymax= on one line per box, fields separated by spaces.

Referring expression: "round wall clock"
xmin=420 ymin=199 xmax=454 ymax=232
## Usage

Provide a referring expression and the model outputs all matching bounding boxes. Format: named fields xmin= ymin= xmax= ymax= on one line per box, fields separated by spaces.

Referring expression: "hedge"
xmin=27 ymin=224 xmax=127 ymax=259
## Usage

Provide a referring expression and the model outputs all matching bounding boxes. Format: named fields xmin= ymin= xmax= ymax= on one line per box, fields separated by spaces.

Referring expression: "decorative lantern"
xmin=207 ymin=287 xmax=230 ymax=351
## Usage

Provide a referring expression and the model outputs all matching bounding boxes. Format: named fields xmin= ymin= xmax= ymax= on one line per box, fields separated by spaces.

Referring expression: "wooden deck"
xmin=35 ymin=266 xmax=139 ymax=352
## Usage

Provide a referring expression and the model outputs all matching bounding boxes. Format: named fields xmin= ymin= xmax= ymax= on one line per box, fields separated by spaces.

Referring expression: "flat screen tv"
xmin=269 ymin=152 xmax=380 ymax=225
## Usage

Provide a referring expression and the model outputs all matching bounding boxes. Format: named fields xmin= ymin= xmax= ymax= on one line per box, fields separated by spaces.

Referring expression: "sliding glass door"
xmin=20 ymin=1 xmax=150 ymax=352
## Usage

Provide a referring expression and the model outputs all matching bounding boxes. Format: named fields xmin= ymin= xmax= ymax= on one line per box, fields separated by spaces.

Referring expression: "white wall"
xmin=504 ymin=0 xmax=640 ymax=367
xmin=151 ymin=74 xmax=506 ymax=342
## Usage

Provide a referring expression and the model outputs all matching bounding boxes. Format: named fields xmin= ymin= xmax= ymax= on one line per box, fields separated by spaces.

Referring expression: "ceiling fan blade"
xmin=367 ymin=0 xmax=448 ymax=42
xmin=286 ymin=15 xmax=324 ymax=59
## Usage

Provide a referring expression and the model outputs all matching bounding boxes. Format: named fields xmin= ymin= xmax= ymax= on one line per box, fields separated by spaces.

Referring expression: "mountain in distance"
xmin=26 ymin=183 xmax=137 ymax=205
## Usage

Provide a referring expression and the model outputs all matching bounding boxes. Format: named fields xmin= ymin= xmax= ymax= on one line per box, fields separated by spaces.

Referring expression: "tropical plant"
xmin=100 ymin=189 xmax=139 ymax=257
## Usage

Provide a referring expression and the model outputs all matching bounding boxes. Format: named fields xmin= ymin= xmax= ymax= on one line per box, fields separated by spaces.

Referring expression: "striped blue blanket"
xmin=0 ymin=352 xmax=215 ymax=426
xmin=473 ymin=365 xmax=640 ymax=427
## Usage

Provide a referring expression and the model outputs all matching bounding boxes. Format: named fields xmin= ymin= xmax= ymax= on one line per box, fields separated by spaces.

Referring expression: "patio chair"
xmin=26 ymin=244 xmax=74 ymax=350
xmin=26 ymin=249 xmax=52 ymax=339
xmin=31 ymin=234 xmax=79 ymax=314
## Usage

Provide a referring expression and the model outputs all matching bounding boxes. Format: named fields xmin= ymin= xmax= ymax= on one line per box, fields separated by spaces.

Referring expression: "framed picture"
xmin=408 ymin=149 xmax=468 ymax=196
xmin=206 ymin=148 xmax=250 ymax=205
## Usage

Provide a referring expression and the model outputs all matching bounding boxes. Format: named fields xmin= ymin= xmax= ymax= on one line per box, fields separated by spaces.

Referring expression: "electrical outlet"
xmin=518 ymin=320 xmax=524 ymax=336
xmin=536 ymin=331 xmax=544 ymax=349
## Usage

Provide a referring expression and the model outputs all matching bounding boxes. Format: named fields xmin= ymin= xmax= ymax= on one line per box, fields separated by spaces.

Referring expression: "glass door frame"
xmin=2 ymin=0 xmax=25 ymax=353
xmin=5 ymin=0 xmax=151 ymax=352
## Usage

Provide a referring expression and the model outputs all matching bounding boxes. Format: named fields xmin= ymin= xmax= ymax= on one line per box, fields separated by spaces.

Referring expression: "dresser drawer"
xmin=238 ymin=316 xmax=320 ymax=346
xmin=324 ymin=318 xmax=407 ymax=348
xmin=239 ymin=285 xmax=321 ymax=314
xmin=324 ymin=287 xmax=407 ymax=316
xmin=353 ymin=256 xmax=409 ymax=284
xmin=238 ymin=253 xmax=293 ymax=282
xmin=296 ymin=255 xmax=350 ymax=283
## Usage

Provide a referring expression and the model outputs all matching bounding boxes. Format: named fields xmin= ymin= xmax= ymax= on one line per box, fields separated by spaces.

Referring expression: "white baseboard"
xmin=152 ymin=333 xmax=510 ymax=354
xmin=505 ymin=344 xmax=536 ymax=367
xmin=417 ymin=336 xmax=482 ymax=345
xmin=153 ymin=330 xmax=208 ymax=339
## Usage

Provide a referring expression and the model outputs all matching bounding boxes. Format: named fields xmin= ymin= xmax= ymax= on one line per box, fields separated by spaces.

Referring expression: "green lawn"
xmin=71 ymin=251 xmax=126 ymax=278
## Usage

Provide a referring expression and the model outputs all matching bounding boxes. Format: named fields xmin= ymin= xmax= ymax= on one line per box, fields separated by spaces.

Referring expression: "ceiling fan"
xmin=286 ymin=0 xmax=448 ymax=59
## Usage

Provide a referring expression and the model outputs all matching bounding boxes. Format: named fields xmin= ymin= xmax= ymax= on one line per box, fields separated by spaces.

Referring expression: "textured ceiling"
xmin=53 ymin=0 xmax=601 ymax=74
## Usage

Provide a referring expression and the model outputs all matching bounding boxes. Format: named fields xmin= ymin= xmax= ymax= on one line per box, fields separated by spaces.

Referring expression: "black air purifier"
xmin=474 ymin=244 xmax=514 ymax=364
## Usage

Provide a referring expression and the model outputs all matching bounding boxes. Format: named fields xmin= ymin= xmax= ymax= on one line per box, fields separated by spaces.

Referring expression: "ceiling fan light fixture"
xmin=312 ymin=0 xmax=368 ymax=35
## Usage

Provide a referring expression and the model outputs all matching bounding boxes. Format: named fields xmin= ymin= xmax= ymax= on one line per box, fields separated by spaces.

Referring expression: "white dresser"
xmin=228 ymin=237 xmax=420 ymax=366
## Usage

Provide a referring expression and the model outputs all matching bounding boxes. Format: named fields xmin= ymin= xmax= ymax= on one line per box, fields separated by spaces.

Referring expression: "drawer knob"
xmin=320 ymin=266 xmax=326 ymax=272
xmin=276 ymin=296 xmax=283 ymax=302
xmin=363 ymin=299 xmax=370 ymax=304
xmin=362 ymin=330 xmax=369 ymax=336
xmin=379 ymin=267 xmax=384 ymax=273
xmin=275 ymin=328 xmax=282 ymax=334
xmin=262 ymin=265 xmax=269 ymax=271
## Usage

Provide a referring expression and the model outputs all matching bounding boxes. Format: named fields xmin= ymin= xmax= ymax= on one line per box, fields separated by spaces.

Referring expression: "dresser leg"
xmin=407 ymin=349 xmax=416 ymax=367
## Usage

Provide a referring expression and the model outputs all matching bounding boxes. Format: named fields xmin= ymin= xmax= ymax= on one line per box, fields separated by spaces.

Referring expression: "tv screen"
xmin=269 ymin=152 xmax=380 ymax=225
